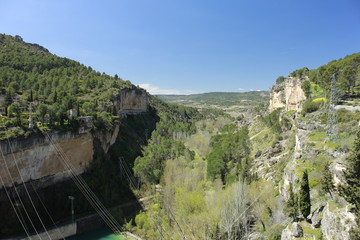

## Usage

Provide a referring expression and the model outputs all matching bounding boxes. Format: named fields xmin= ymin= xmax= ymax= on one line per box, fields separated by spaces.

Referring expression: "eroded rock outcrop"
xmin=321 ymin=202 xmax=357 ymax=240
xmin=281 ymin=222 xmax=303 ymax=240
xmin=269 ymin=77 xmax=306 ymax=112
xmin=114 ymin=88 xmax=148 ymax=114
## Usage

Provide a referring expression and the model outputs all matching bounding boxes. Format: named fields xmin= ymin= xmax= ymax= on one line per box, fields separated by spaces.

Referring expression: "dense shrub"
xmin=301 ymin=99 xmax=321 ymax=115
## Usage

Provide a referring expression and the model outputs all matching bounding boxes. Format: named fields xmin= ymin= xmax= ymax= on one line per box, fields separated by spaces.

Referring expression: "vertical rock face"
xmin=114 ymin=88 xmax=149 ymax=114
xmin=0 ymin=131 xmax=94 ymax=188
xmin=269 ymin=77 xmax=306 ymax=112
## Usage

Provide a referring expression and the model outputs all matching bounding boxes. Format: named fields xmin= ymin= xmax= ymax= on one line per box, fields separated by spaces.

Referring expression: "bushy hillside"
xmin=0 ymin=34 xmax=138 ymax=138
xmin=276 ymin=52 xmax=360 ymax=98
xmin=0 ymin=34 xmax=135 ymax=99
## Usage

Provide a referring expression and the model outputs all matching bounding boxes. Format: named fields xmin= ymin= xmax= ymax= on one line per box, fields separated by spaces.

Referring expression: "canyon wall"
xmin=0 ymin=88 xmax=149 ymax=188
xmin=0 ymin=131 xmax=93 ymax=188
xmin=269 ymin=77 xmax=306 ymax=112
xmin=114 ymin=88 xmax=149 ymax=114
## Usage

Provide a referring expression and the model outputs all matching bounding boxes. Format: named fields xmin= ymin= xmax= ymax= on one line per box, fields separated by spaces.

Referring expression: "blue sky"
xmin=1 ymin=0 xmax=360 ymax=94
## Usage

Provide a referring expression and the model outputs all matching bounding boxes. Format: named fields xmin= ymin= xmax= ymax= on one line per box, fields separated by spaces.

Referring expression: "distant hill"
xmin=157 ymin=91 xmax=269 ymax=110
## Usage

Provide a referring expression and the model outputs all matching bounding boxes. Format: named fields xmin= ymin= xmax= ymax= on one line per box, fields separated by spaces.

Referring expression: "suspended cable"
xmin=0 ymin=174 xmax=32 ymax=240
xmin=5 ymin=135 xmax=53 ymax=240
xmin=0 ymin=146 xmax=40 ymax=240
xmin=122 ymin=160 xmax=138 ymax=189
xmin=37 ymin=124 xmax=125 ymax=234
xmin=29 ymin=182 xmax=66 ymax=240
xmin=43 ymin=130 xmax=122 ymax=233
xmin=167 ymin=208 xmax=187 ymax=240
xmin=119 ymin=158 xmax=138 ymax=190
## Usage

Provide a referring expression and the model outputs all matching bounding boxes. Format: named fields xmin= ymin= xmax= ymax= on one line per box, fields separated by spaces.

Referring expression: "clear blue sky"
xmin=1 ymin=0 xmax=360 ymax=94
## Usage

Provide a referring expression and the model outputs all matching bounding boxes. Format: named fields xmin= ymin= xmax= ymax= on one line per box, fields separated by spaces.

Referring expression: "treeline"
xmin=308 ymin=53 xmax=360 ymax=93
xmin=0 ymin=34 xmax=136 ymax=134
xmin=276 ymin=52 xmax=360 ymax=96
xmin=0 ymin=34 xmax=131 ymax=101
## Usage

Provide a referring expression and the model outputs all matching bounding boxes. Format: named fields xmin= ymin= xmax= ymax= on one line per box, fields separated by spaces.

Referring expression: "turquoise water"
xmin=67 ymin=227 xmax=125 ymax=240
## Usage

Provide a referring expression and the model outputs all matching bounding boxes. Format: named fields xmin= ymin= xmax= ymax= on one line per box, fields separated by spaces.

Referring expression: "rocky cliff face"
xmin=0 ymin=88 xmax=149 ymax=189
xmin=0 ymin=131 xmax=94 ymax=188
xmin=269 ymin=77 xmax=306 ymax=112
xmin=321 ymin=202 xmax=357 ymax=240
xmin=114 ymin=88 xmax=148 ymax=114
xmin=252 ymin=91 xmax=359 ymax=239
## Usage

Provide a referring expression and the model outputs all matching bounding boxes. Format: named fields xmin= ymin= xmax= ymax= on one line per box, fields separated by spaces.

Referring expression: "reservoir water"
xmin=67 ymin=227 xmax=126 ymax=240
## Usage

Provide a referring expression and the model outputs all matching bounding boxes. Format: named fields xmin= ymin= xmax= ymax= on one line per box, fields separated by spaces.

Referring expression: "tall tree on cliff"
xmin=285 ymin=183 xmax=298 ymax=220
xmin=299 ymin=171 xmax=311 ymax=219
xmin=320 ymin=161 xmax=334 ymax=199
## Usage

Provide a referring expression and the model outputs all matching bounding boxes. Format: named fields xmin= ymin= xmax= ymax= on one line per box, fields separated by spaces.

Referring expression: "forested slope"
xmin=0 ymin=33 xmax=136 ymax=138
xmin=130 ymin=53 xmax=360 ymax=240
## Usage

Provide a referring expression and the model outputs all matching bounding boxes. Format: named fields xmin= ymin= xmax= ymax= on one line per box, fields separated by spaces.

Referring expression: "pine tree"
xmin=299 ymin=171 xmax=311 ymax=219
xmin=285 ymin=183 xmax=298 ymax=220
xmin=4 ymin=89 xmax=12 ymax=107
xmin=320 ymin=162 xmax=334 ymax=199
xmin=53 ymin=89 xmax=57 ymax=103
xmin=29 ymin=89 xmax=33 ymax=102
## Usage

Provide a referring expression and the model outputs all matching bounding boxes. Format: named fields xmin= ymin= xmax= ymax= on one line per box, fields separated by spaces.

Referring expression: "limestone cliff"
xmin=0 ymin=131 xmax=93 ymax=188
xmin=0 ymin=88 xmax=149 ymax=188
xmin=269 ymin=77 xmax=306 ymax=112
xmin=114 ymin=88 xmax=149 ymax=114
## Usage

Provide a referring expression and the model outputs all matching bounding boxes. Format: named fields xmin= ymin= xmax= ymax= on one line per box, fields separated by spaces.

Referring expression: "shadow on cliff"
xmin=0 ymin=109 xmax=159 ymax=238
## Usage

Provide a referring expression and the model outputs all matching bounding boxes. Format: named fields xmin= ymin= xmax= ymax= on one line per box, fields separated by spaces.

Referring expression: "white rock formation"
xmin=269 ymin=77 xmax=306 ymax=112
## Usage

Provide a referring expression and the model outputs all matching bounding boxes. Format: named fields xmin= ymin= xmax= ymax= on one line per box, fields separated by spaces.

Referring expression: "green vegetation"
xmin=157 ymin=91 xmax=269 ymax=110
xmin=285 ymin=183 xmax=298 ymax=220
xmin=0 ymin=34 xmax=153 ymax=237
xmin=301 ymin=99 xmax=322 ymax=116
xmin=133 ymin=98 xmax=220 ymax=185
xmin=2 ymin=33 xmax=359 ymax=239
xmin=302 ymin=80 xmax=311 ymax=98
xmin=265 ymin=225 xmax=285 ymax=240
xmin=261 ymin=108 xmax=282 ymax=133
xmin=132 ymin=53 xmax=360 ymax=239
xmin=320 ymin=162 xmax=334 ymax=198
xmin=207 ymin=124 xmax=251 ymax=183
xmin=276 ymin=76 xmax=285 ymax=84
xmin=299 ymin=171 xmax=311 ymax=219
xmin=300 ymin=223 xmax=323 ymax=239
xmin=290 ymin=67 xmax=310 ymax=78
xmin=0 ymin=34 xmax=136 ymax=137
xmin=130 ymin=105 xmax=285 ymax=239
xmin=302 ymin=53 xmax=360 ymax=97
